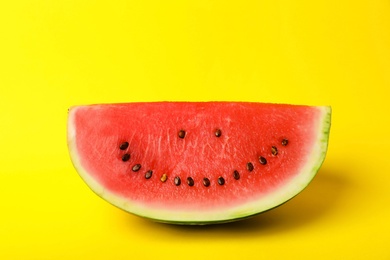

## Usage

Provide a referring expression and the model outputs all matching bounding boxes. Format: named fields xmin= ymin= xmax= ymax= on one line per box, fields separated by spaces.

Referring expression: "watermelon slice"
xmin=67 ymin=102 xmax=331 ymax=224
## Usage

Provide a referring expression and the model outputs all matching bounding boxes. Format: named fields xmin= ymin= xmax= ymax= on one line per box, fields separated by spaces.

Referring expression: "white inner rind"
xmin=67 ymin=106 xmax=331 ymax=224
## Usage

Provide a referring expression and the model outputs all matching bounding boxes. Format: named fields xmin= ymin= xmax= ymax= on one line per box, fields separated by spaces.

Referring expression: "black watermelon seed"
xmin=119 ymin=142 xmax=129 ymax=150
xmin=218 ymin=176 xmax=225 ymax=185
xmin=160 ymin=174 xmax=168 ymax=182
xmin=259 ymin=156 xmax=267 ymax=165
xmin=178 ymin=130 xmax=186 ymax=139
xmin=145 ymin=170 xmax=153 ymax=179
xmin=233 ymin=170 xmax=240 ymax=180
xmin=215 ymin=129 xmax=222 ymax=137
xmin=282 ymin=139 xmax=289 ymax=146
xmin=271 ymin=146 xmax=278 ymax=156
xmin=187 ymin=177 xmax=194 ymax=186
xmin=174 ymin=176 xmax=181 ymax=186
xmin=121 ymin=153 xmax=130 ymax=162
xmin=203 ymin=178 xmax=210 ymax=187
xmin=246 ymin=162 xmax=254 ymax=172
xmin=132 ymin=164 xmax=141 ymax=172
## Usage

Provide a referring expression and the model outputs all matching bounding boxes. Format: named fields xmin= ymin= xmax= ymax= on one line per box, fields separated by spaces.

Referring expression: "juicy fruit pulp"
xmin=67 ymin=102 xmax=331 ymax=224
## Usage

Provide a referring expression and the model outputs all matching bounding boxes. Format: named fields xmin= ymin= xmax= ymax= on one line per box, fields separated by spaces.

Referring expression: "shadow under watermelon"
xmin=225 ymin=167 xmax=348 ymax=233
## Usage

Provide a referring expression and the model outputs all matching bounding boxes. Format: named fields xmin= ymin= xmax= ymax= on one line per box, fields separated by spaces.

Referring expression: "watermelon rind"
xmin=67 ymin=103 xmax=331 ymax=225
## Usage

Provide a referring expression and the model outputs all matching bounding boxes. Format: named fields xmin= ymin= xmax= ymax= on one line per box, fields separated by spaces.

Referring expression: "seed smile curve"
xmin=118 ymin=134 xmax=289 ymax=187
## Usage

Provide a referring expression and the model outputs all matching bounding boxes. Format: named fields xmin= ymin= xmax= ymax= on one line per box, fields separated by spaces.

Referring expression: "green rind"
xmin=68 ymin=104 xmax=331 ymax=225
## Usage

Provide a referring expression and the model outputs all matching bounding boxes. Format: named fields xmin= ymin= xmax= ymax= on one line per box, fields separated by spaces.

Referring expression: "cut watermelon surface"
xmin=67 ymin=102 xmax=331 ymax=224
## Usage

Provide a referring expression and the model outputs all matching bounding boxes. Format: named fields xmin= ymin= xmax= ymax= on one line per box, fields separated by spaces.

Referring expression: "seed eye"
xmin=259 ymin=156 xmax=267 ymax=165
xmin=203 ymin=178 xmax=210 ymax=187
xmin=187 ymin=177 xmax=194 ymax=186
xmin=160 ymin=174 xmax=168 ymax=182
xmin=215 ymin=129 xmax=222 ymax=137
xmin=218 ymin=176 xmax=225 ymax=185
xmin=246 ymin=162 xmax=254 ymax=172
xmin=119 ymin=142 xmax=129 ymax=150
xmin=233 ymin=170 xmax=240 ymax=180
xmin=174 ymin=176 xmax=181 ymax=186
xmin=145 ymin=170 xmax=153 ymax=179
xmin=271 ymin=146 xmax=278 ymax=156
xmin=178 ymin=130 xmax=186 ymax=139
xmin=281 ymin=139 xmax=289 ymax=146
xmin=122 ymin=153 xmax=130 ymax=162
xmin=132 ymin=164 xmax=141 ymax=172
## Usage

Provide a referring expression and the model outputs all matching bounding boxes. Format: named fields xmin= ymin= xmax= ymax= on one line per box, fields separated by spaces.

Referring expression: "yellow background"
xmin=1 ymin=0 xmax=389 ymax=259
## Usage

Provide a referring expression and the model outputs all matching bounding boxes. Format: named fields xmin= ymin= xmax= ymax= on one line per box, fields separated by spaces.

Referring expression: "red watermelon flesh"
xmin=67 ymin=102 xmax=331 ymax=224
